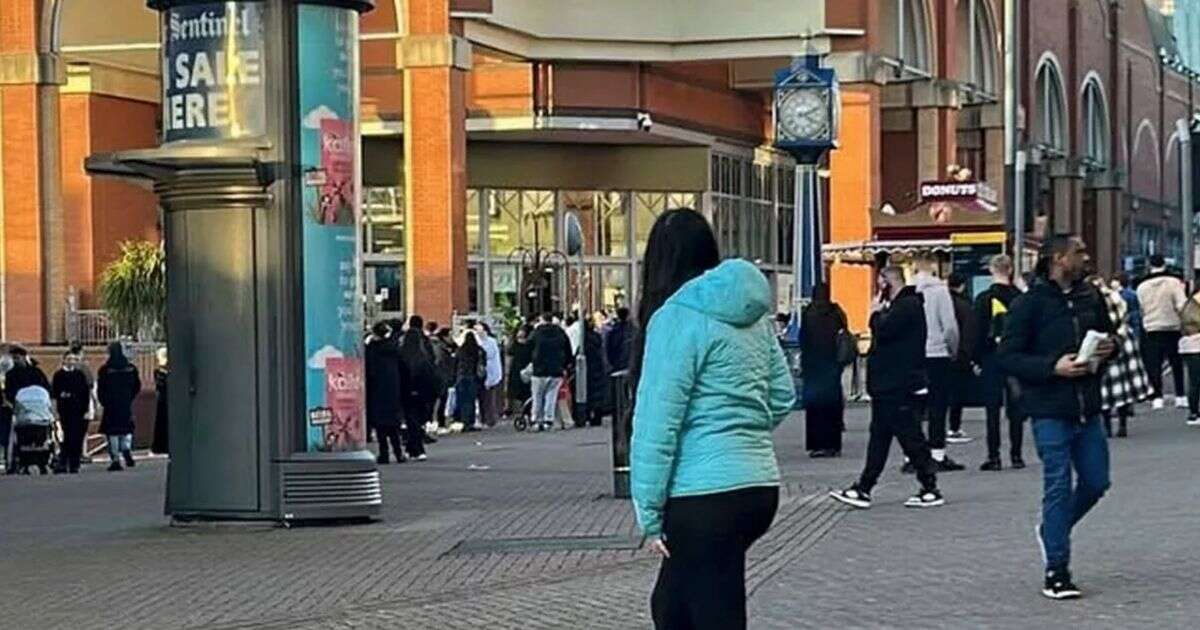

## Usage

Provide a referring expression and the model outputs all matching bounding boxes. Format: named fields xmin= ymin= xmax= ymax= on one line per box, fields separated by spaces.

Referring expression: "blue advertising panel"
xmin=162 ymin=2 xmax=266 ymax=142
xmin=297 ymin=4 xmax=365 ymax=452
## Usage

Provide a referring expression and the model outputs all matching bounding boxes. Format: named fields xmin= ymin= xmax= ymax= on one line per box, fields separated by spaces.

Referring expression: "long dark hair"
xmin=631 ymin=208 xmax=720 ymax=389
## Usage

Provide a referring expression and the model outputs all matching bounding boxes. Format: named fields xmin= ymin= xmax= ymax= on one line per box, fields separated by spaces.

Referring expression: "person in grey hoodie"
xmin=911 ymin=254 xmax=964 ymax=471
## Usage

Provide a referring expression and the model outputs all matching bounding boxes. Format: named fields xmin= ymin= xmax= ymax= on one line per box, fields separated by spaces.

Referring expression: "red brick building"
xmin=1 ymin=1 xmax=1198 ymax=344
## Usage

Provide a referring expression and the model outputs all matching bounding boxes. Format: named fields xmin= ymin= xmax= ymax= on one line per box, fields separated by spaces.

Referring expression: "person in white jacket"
xmin=911 ymin=254 xmax=964 ymax=471
xmin=1136 ymin=254 xmax=1188 ymax=409
xmin=475 ymin=323 xmax=504 ymax=427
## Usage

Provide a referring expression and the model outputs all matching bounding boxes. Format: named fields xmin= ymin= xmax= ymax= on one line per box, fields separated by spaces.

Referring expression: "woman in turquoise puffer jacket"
xmin=630 ymin=209 xmax=794 ymax=630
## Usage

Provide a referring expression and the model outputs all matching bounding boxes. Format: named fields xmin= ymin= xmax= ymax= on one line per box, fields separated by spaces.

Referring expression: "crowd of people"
xmin=626 ymin=205 xmax=1197 ymax=628
xmin=818 ymin=244 xmax=1198 ymax=601
xmin=1 ymin=341 xmax=158 ymax=475
xmin=363 ymin=307 xmax=638 ymax=461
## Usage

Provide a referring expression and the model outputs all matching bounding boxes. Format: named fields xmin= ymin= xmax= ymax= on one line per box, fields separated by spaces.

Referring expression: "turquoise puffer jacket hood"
xmin=670 ymin=257 xmax=773 ymax=327
xmin=631 ymin=259 xmax=795 ymax=538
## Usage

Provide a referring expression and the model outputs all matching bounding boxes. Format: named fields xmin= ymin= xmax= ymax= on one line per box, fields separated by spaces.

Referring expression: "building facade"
xmin=2 ymin=0 xmax=1199 ymax=344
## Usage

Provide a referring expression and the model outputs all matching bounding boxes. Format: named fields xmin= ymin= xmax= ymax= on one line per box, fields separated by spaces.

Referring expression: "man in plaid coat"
xmin=1095 ymin=279 xmax=1152 ymax=437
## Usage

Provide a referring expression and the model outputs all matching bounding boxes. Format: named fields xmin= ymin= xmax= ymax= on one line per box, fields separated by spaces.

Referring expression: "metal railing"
xmin=65 ymin=309 xmax=118 ymax=346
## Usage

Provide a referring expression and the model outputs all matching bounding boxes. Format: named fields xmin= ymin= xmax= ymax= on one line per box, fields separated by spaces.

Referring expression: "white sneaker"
xmin=1186 ymin=416 xmax=1200 ymax=427
xmin=1152 ymin=398 xmax=1165 ymax=410
xmin=946 ymin=430 xmax=973 ymax=444
xmin=1176 ymin=396 xmax=1189 ymax=409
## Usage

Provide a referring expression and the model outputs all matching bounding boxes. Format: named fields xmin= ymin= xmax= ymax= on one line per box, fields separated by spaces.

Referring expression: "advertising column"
xmin=298 ymin=5 xmax=365 ymax=452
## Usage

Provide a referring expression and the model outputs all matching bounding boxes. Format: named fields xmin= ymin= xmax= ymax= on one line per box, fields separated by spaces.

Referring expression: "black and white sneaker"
xmin=1042 ymin=569 xmax=1082 ymax=600
xmin=936 ymin=456 xmax=966 ymax=472
xmin=904 ymin=488 xmax=945 ymax=508
xmin=829 ymin=485 xmax=872 ymax=509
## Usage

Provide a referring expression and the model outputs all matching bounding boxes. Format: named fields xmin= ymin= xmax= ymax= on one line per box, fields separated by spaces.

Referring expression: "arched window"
xmin=880 ymin=0 xmax=932 ymax=72
xmin=1081 ymin=78 xmax=1110 ymax=166
xmin=956 ymin=0 xmax=999 ymax=95
xmin=1034 ymin=58 xmax=1067 ymax=153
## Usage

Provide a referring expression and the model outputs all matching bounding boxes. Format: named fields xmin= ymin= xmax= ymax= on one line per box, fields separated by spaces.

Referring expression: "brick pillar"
xmin=0 ymin=0 xmax=65 ymax=343
xmin=402 ymin=0 xmax=469 ymax=323
xmin=829 ymin=85 xmax=881 ymax=333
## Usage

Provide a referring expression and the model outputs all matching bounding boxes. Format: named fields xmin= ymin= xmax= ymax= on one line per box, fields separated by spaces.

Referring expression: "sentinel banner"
xmin=162 ymin=3 xmax=266 ymax=142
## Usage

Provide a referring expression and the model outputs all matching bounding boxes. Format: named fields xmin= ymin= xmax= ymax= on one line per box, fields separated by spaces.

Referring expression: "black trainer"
xmin=979 ymin=458 xmax=1003 ymax=471
xmin=829 ymin=485 xmax=872 ymax=509
xmin=904 ymin=488 xmax=945 ymax=508
xmin=936 ymin=456 xmax=965 ymax=472
xmin=1042 ymin=569 xmax=1082 ymax=600
xmin=1011 ymin=456 xmax=1027 ymax=469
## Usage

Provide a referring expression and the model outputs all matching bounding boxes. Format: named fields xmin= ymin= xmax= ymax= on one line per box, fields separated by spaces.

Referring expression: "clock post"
xmin=773 ymin=55 xmax=840 ymax=403
xmin=773 ymin=55 xmax=840 ymax=333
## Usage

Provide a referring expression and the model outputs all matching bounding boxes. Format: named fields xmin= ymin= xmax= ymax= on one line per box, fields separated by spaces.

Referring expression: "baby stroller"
xmin=13 ymin=385 xmax=57 ymax=475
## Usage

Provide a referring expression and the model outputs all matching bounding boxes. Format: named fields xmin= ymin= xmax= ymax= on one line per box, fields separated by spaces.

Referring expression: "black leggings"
xmin=651 ymin=486 xmax=778 ymax=630
xmin=376 ymin=426 xmax=403 ymax=462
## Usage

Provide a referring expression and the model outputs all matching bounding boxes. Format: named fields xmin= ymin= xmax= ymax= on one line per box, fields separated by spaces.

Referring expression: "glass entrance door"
xmin=364 ymin=262 xmax=404 ymax=324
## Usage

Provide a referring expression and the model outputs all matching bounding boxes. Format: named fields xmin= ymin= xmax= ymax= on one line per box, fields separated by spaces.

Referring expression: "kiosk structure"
xmin=87 ymin=0 xmax=381 ymax=523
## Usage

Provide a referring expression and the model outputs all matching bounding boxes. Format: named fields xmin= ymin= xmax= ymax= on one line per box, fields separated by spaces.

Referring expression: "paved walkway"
xmin=2 ymin=404 xmax=1197 ymax=629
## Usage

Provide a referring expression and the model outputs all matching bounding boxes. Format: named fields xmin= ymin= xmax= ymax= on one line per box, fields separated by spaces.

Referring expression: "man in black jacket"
xmin=998 ymin=234 xmax=1116 ymax=601
xmin=973 ymin=254 xmax=1026 ymax=471
xmin=530 ymin=313 xmax=573 ymax=431
xmin=831 ymin=266 xmax=944 ymax=510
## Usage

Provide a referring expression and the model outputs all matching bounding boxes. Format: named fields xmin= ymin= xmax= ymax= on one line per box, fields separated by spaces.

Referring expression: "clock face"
xmin=777 ymin=89 xmax=830 ymax=142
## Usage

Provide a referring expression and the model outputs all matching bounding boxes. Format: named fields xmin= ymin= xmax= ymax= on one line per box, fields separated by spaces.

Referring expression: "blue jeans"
xmin=531 ymin=376 xmax=562 ymax=425
xmin=107 ymin=434 xmax=133 ymax=463
xmin=1031 ymin=416 xmax=1111 ymax=572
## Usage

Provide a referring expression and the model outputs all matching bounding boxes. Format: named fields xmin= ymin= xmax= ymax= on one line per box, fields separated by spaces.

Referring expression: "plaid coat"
xmin=1098 ymin=285 xmax=1152 ymax=411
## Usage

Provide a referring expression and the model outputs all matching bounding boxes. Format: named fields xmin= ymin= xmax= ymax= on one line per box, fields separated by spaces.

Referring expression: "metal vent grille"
xmin=282 ymin=470 xmax=382 ymax=506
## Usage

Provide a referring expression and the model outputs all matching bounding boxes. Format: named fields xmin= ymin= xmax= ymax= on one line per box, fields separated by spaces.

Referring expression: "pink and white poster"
xmin=322 ymin=357 xmax=364 ymax=451
xmin=317 ymin=117 xmax=354 ymax=226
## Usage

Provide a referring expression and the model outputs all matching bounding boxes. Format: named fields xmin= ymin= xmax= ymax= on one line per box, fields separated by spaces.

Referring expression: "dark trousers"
xmin=860 ymin=395 xmax=938 ymax=492
xmin=433 ymin=389 xmax=449 ymax=428
xmin=651 ymin=486 xmax=778 ymax=630
xmin=1185 ymin=354 xmax=1200 ymax=415
xmin=923 ymin=358 xmax=952 ymax=449
xmin=985 ymin=404 xmax=1025 ymax=461
xmin=1103 ymin=406 xmax=1132 ymax=436
xmin=404 ymin=400 xmax=428 ymax=458
xmin=59 ymin=414 xmax=87 ymax=472
xmin=376 ymin=425 xmax=403 ymax=463
xmin=454 ymin=376 xmax=479 ymax=425
xmin=805 ymin=399 xmax=844 ymax=453
xmin=1144 ymin=330 xmax=1184 ymax=399
xmin=947 ymin=367 xmax=972 ymax=433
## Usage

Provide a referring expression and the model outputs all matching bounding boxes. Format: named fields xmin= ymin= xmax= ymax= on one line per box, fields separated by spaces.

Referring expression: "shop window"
xmin=1082 ymin=79 xmax=1110 ymax=167
xmin=466 ymin=189 xmax=482 ymax=255
xmin=491 ymin=263 xmax=520 ymax=312
xmin=520 ymin=190 xmax=556 ymax=251
xmin=1034 ymin=58 xmax=1067 ymax=153
xmin=467 ymin=266 xmax=480 ymax=314
xmin=363 ymin=187 xmax=404 ymax=254
xmin=599 ymin=192 xmax=630 ymax=257
xmin=955 ymin=0 xmax=998 ymax=95
xmin=562 ymin=191 xmax=599 ymax=256
xmin=956 ymin=129 xmax=986 ymax=181
xmin=879 ymin=0 xmax=932 ymax=72
xmin=488 ymin=190 xmax=523 ymax=256
xmin=634 ymin=192 xmax=667 ymax=256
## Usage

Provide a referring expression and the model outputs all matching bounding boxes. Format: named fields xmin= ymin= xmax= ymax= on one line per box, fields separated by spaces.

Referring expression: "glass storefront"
xmin=360 ymin=150 xmax=796 ymax=320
